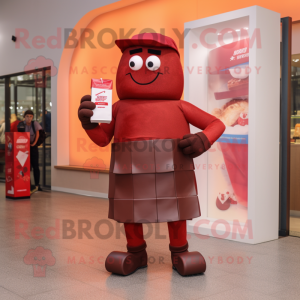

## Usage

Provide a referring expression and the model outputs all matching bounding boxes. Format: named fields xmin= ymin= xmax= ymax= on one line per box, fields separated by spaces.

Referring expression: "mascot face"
xmin=116 ymin=46 xmax=183 ymax=100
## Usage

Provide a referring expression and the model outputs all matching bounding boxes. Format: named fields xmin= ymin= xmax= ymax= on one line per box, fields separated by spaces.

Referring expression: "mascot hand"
xmin=178 ymin=132 xmax=211 ymax=158
xmin=78 ymin=95 xmax=98 ymax=130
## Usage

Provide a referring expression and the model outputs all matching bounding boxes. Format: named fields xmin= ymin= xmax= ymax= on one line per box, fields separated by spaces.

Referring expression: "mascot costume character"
xmin=78 ymin=33 xmax=225 ymax=276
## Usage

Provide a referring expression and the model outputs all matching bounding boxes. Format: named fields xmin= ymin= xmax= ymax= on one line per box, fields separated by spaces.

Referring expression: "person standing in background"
xmin=23 ymin=110 xmax=42 ymax=193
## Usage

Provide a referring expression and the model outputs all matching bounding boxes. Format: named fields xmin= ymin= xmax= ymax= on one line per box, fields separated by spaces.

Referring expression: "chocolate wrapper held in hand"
xmin=78 ymin=95 xmax=98 ymax=130
xmin=179 ymin=132 xmax=211 ymax=158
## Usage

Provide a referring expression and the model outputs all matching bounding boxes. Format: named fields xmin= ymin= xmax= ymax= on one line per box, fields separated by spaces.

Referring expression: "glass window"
xmin=0 ymin=68 xmax=51 ymax=187
xmin=0 ymin=79 xmax=5 ymax=179
xmin=290 ymin=53 xmax=300 ymax=237
xmin=290 ymin=54 xmax=300 ymax=138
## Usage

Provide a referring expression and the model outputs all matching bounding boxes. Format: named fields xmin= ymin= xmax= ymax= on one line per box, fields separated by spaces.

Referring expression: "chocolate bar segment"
xmin=157 ymin=197 xmax=179 ymax=222
xmin=178 ymin=196 xmax=200 ymax=220
xmin=156 ymin=172 xmax=176 ymax=198
xmin=134 ymin=199 xmax=158 ymax=223
xmin=108 ymin=198 xmax=114 ymax=219
xmin=174 ymin=170 xmax=197 ymax=197
xmin=114 ymin=174 xmax=134 ymax=199
xmin=114 ymin=199 xmax=134 ymax=223
xmin=113 ymin=142 xmax=132 ymax=174
xmin=109 ymin=139 xmax=200 ymax=223
xmin=132 ymin=140 xmax=155 ymax=174
xmin=154 ymin=139 xmax=175 ymax=172
xmin=133 ymin=174 xmax=156 ymax=199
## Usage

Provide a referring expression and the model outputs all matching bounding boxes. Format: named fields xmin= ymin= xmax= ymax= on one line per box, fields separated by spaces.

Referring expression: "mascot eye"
xmin=146 ymin=56 xmax=161 ymax=71
xmin=129 ymin=56 xmax=143 ymax=71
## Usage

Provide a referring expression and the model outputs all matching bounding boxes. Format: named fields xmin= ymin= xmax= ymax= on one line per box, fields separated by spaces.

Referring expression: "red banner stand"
xmin=5 ymin=132 xmax=31 ymax=199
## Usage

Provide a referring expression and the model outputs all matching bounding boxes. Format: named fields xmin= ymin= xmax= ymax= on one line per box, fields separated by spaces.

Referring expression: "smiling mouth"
xmin=126 ymin=72 xmax=163 ymax=85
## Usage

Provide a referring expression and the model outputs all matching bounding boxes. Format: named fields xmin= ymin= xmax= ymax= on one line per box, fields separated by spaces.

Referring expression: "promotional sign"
xmin=185 ymin=6 xmax=280 ymax=244
xmin=207 ymin=38 xmax=249 ymax=223
xmin=5 ymin=132 xmax=30 ymax=199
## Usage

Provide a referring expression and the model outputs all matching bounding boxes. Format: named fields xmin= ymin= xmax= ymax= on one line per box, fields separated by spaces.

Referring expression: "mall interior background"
xmin=1 ymin=0 xmax=300 ymax=236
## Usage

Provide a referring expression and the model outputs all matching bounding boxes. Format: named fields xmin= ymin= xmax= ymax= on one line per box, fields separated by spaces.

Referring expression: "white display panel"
xmin=184 ymin=6 xmax=280 ymax=244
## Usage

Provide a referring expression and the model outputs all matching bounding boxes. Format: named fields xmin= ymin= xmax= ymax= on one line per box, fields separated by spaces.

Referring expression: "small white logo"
xmin=232 ymin=47 xmax=249 ymax=61
xmin=8 ymin=186 xmax=14 ymax=194
xmin=233 ymin=47 xmax=248 ymax=56
xmin=17 ymin=137 xmax=28 ymax=144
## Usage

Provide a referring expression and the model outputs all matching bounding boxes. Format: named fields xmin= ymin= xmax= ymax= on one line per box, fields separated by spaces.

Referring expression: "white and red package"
xmin=90 ymin=78 xmax=113 ymax=124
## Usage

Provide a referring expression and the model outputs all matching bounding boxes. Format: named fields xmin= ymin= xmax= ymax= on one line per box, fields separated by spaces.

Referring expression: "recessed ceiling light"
xmin=236 ymin=29 xmax=240 ymax=32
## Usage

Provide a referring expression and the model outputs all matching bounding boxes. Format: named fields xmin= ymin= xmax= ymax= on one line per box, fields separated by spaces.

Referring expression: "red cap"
xmin=115 ymin=33 xmax=180 ymax=57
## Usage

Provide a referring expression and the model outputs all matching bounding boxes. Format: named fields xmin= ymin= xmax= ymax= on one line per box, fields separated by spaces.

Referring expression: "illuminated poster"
xmin=207 ymin=37 xmax=249 ymax=223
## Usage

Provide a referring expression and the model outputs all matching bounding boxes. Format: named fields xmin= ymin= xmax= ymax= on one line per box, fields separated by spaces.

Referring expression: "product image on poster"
xmin=207 ymin=36 xmax=249 ymax=223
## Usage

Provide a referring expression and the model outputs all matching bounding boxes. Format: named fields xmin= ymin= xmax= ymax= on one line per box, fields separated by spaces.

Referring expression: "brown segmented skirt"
xmin=108 ymin=139 xmax=200 ymax=223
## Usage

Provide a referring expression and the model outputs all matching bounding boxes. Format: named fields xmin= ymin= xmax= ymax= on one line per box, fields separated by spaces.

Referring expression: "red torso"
xmin=113 ymin=100 xmax=190 ymax=142
xmin=85 ymin=99 xmax=225 ymax=147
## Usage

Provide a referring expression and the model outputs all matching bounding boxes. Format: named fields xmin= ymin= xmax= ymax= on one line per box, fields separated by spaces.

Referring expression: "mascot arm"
xmin=178 ymin=100 xmax=226 ymax=158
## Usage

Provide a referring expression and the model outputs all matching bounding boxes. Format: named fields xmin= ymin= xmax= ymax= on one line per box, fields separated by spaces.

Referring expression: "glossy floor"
xmin=0 ymin=183 xmax=299 ymax=300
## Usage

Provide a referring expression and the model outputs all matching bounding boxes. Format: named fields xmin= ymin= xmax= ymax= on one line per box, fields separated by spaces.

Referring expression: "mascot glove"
xmin=178 ymin=132 xmax=211 ymax=158
xmin=78 ymin=95 xmax=98 ymax=130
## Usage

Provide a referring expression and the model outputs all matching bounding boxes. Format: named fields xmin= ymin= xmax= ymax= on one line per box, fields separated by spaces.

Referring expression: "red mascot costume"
xmin=78 ymin=33 xmax=225 ymax=276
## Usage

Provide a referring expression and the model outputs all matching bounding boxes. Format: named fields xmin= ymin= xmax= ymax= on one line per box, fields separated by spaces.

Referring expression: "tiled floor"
xmin=1 ymin=183 xmax=300 ymax=300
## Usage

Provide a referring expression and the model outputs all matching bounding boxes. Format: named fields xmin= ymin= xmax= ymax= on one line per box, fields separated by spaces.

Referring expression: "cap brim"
xmin=115 ymin=39 xmax=180 ymax=56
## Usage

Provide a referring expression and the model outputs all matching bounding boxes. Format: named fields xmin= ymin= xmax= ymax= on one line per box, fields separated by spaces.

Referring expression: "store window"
xmin=290 ymin=53 xmax=300 ymax=237
xmin=0 ymin=68 xmax=51 ymax=188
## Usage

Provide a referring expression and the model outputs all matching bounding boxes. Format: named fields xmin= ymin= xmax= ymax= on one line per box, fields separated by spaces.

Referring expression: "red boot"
xmin=170 ymin=242 xmax=206 ymax=276
xmin=105 ymin=241 xmax=148 ymax=276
